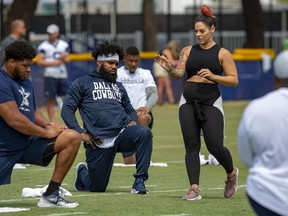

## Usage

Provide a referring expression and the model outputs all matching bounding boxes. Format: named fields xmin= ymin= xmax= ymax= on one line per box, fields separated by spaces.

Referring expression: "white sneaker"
xmin=37 ymin=190 xmax=79 ymax=208
xmin=208 ymin=154 xmax=220 ymax=165
xmin=13 ymin=164 xmax=27 ymax=169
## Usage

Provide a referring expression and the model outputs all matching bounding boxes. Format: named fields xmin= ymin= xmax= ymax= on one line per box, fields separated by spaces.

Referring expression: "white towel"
xmin=21 ymin=185 xmax=72 ymax=198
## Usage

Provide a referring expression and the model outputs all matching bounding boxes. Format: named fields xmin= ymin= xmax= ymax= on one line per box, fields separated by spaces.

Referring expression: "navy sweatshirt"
xmin=61 ymin=71 xmax=138 ymax=139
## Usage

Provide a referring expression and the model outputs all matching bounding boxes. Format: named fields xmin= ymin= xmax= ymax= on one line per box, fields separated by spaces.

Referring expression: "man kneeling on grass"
xmin=61 ymin=41 xmax=152 ymax=194
xmin=0 ymin=41 xmax=81 ymax=208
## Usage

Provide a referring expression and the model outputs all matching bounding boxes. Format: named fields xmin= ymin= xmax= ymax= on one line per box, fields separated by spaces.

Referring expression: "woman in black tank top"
xmin=155 ymin=5 xmax=239 ymax=201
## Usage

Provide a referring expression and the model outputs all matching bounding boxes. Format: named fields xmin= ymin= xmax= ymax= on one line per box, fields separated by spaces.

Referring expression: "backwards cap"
xmin=46 ymin=24 xmax=59 ymax=34
xmin=273 ymin=50 xmax=288 ymax=79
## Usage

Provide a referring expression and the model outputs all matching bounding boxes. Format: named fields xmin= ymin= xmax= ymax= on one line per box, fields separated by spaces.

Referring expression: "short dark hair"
xmin=125 ymin=46 xmax=140 ymax=56
xmin=5 ymin=40 xmax=36 ymax=62
xmin=91 ymin=40 xmax=125 ymax=61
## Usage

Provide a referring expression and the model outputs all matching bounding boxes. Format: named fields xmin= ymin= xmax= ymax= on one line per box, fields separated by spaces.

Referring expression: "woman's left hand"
xmin=197 ymin=68 xmax=215 ymax=80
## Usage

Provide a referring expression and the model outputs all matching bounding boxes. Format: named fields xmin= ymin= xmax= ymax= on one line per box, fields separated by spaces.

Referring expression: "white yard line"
xmin=156 ymin=214 xmax=190 ymax=216
xmin=0 ymin=207 xmax=30 ymax=213
xmin=45 ymin=213 xmax=87 ymax=216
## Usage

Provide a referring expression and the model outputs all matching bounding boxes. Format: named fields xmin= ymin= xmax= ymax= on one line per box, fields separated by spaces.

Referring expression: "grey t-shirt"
xmin=0 ymin=35 xmax=18 ymax=66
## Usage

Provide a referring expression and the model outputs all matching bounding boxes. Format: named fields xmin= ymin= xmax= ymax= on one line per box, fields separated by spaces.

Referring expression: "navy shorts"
xmin=44 ymin=77 xmax=70 ymax=99
xmin=0 ymin=137 xmax=56 ymax=185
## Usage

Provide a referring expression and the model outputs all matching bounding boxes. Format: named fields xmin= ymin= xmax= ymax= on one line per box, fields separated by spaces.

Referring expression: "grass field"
xmin=0 ymin=101 xmax=255 ymax=216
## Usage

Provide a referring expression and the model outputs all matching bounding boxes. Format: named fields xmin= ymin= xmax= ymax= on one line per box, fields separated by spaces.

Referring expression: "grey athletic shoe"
xmin=37 ymin=190 xmax=79 ymax=208
xmin=182 ymin=186 xmax=202 ymax=201
xmin=224 ymin=167 xmax=239 ymax=198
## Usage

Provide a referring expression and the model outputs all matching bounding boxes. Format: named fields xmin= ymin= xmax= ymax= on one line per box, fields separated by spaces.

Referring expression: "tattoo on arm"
xmin=169 ymin=47 xmax=188 ymax=79
xmin=176 ymin=60 xmax=185 ymax=70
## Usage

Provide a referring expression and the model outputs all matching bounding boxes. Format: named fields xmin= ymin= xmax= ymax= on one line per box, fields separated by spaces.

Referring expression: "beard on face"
xmin=99 ymin=65 xmax=117 ymax=83
xmin=13 ymin=66 xmax=23 ymax=80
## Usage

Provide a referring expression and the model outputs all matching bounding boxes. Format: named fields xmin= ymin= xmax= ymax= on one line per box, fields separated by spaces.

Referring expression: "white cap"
xmin=46 ymin=24 xmax=59 ymax=34
xmin=273 ymin=50 xmax=288 ymax=79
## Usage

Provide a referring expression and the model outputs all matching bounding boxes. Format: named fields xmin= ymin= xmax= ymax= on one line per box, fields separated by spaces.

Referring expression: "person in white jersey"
xmin=117 ymin=46 xmax=158 ymax=164
xmin=237 ymin=49 xmax=288 ymax=216
xmin=36 ymin=24 xmax=70 ymax=122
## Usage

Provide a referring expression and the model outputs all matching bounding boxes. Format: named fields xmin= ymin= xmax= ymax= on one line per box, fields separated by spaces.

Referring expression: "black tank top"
xmin=185 ymin=44 xmax=223 ymax=80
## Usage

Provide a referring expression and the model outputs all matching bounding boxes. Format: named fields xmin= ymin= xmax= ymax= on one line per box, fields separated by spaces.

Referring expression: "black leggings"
xmin=179 ymin=82 xmax=234 ymax=185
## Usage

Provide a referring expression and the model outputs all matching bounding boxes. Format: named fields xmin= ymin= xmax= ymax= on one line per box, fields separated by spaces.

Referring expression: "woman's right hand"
xmin=154 ymin=54 xmax=173 ymax=72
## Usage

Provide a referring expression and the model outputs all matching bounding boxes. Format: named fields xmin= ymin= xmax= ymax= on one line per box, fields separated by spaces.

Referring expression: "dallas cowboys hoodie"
xmin=61 ymin=71 xmax=138 ymax=139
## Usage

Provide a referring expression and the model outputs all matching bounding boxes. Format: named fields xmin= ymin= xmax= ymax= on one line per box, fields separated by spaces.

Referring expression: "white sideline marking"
xmin=0 ymin=185 xmax=246 ymax=203
xmin=156 ymin=214 xmax=190 ymax=216
xmin=0 ymin=207 xmax=30 ymax=213
xmin=113 ymin=162 xmax=168 ymax=167
xmin=207 ymin=185 xmax=246 ymax=190
xmin=29 ymin=161 xmax=182 ymax=171
xmin=47 ymin=213 xmax=87 ymax=216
